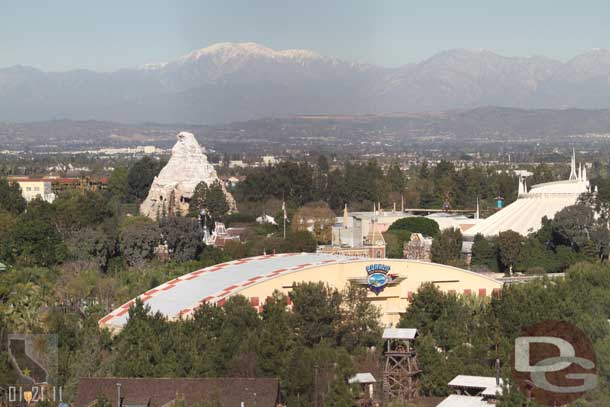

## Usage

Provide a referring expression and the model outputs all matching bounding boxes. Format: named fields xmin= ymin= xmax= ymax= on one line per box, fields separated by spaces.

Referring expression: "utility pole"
xmin=314 ymin=364 xmax=319 ymax=407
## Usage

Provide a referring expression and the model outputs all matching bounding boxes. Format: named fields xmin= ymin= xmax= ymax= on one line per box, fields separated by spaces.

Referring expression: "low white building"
xmin=436 ymin=375 xmax=503 ymax=406
xmin=256 ymin=214 xmax=277 ymax=225
xmin=229 ymin=160 xmax=247 ymax=168
xmin=261 ymin=155 xmax=279 ymax=166
xmin=8 ymin=178 xmax=56 ymax=203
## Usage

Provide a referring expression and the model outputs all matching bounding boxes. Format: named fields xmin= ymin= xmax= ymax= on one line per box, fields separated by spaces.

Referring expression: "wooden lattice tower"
xmin=382 ymin=328 xmax=421 ymax=402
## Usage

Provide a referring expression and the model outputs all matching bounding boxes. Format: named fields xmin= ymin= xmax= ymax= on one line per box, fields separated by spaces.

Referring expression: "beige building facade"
xmin=231 ymin=259 xmax=502 ymax=326
xmin=100 ymin=253 xmax=503 ymax=331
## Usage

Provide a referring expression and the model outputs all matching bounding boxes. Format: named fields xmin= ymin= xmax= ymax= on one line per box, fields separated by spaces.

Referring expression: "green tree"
xmin=497 ymin=230 xmax=525 ymax=273
xmin=0 ymin=178 xmax=26 ymax=214
xmin=107 ymin=167 xmax=129 ymax=202
xmin=65 ymin=227 xmax=115 ymax=270
xmin=399 ymin=283 xmax=449 ymax=334
xmin=0 ymin=210 xmax=17 ymax=244
xmin=215 ymin=295 xmax=261 ymax=376
xmin=551 ymin=204 xmax=596 ymax=250
xmin=514 ymin=237 xmax=559 ymax=273
xmin=257 ymin=291 xmax=293 ymax=377
xmin=531 ymin=163 xmax=555 ymax=185
xmin=118 ymin=217 xmax=160 ymax=267
xmin=188 ymin=181 xmax=209 ymax=217
xmin=4 ymin=282 xmax=44 ymax=333
xmin=430 ymin=228 xmax=463 ymax=265
xmin=388 ymin=217 xmax=440 ymax=238
xmin=160 ymin=216 xmax=204 ymax=262
xmin=2 ymin=204 xmax=66 ymax=267
xmin=54 ymin=190 xmax=114 ymax=234
xmin=112 ymin=300 xmax=173 ymax=377
xmin=386 ymin=162 xmax=404 ymax=193
xmin=290 ymin=282 xmax=342 ymax=346
xmin=336 ymin=285 xmax=382 ymax=352
xmin=470 ymin=234 xmax=499 ymax=272
xmin=383 ymin=229 xmax=412 ymax=258
xmin=204 ymin=181 xmax=230 ymax=221
xmin=127 ymin=156 xmax=164 ymax=203
xmin=287 ymin=231 xmax=318 ymax=252
xmin=325 ymin=375 xmax=354 ymax=407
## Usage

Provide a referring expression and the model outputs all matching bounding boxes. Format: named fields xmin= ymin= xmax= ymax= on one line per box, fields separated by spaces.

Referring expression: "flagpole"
xmin=282 ymin=200 xmax=287 ymax=239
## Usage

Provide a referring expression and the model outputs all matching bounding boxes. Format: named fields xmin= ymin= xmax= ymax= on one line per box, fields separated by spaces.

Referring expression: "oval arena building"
xmin=99 ymin=253 xmax=502 ymax=332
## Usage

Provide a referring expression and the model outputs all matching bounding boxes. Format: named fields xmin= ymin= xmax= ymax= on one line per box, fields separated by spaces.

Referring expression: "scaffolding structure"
xmin=382 ymin=328 xmax=421 ymax=402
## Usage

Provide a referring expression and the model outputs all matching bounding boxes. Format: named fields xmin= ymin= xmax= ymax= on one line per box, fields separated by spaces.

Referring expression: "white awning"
xmin=382 ymin=328 xmax=417 ymax=340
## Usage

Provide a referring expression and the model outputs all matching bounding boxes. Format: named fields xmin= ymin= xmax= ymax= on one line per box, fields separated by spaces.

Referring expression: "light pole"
xmin=116 ymin=382 xmax=122 ymax=407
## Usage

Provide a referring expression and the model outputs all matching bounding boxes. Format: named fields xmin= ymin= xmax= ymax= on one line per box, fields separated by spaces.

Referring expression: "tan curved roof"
xmin=99 ymin=253 xmax=501 ymax=332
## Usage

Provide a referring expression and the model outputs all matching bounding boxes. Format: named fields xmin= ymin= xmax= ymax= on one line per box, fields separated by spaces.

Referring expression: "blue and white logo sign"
xmin=366 ymin=264 xmax=392 ymax=295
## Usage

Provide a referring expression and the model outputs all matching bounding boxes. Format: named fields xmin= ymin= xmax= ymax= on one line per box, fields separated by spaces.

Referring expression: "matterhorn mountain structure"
xmin=140 ymin=132 xmax=236 ymax=219
xmin=1 ymin=43 xmax=610 ymax=123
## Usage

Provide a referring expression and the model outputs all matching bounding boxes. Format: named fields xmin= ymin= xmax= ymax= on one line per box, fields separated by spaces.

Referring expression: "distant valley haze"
xmin=2 ymin=42 xmax=610 ymax=124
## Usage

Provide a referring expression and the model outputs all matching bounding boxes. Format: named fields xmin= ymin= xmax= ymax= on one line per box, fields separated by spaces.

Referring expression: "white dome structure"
xmin=464 ymin=150 xmax=591 ymax=238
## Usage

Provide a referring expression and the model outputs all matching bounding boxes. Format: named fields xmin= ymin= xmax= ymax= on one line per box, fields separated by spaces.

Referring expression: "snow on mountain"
xmin=1 ymin=43 xmax=610 ymax=124
xmin=175 ymin=42 xmax=324 ymax=65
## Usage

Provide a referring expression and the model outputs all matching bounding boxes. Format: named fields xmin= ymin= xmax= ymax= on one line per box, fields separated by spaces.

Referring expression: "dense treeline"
xmin=236 ymin=159 xmax=525 ymax=213
xmin=471 ymin=203 xmax=610 ymax=274
xmin=401 ymin=263 xmax=610 ymax=406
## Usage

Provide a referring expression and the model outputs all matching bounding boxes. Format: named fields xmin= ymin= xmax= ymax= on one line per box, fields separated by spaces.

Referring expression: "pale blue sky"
xmin=1 ymin=0 xmax=609 ymax=71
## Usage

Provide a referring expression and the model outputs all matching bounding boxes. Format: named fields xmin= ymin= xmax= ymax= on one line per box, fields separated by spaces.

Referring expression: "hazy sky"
xmin=2 ymin=0 xmax=609 ymax=71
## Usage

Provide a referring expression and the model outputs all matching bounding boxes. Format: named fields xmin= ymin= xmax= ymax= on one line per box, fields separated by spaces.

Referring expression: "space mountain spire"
xmin=518 ymin=177 xmax=524 ymax=195
xmin=569 ymin=148 xmax=577 ymax=180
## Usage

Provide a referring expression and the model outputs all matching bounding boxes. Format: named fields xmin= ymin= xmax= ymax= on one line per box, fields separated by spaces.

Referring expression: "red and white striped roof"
xmin=99 ymin=253 xmax=354 ymax=331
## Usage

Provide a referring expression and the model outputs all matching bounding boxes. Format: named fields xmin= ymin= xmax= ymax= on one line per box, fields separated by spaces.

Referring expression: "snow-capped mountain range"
xmin=1 ymin=42 xmax=610 ymax=124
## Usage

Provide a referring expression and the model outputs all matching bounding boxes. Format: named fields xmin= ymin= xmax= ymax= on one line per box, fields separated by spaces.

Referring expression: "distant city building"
xmin=261 ymin=155 xmax=279 ymax=166
xmin=7 ymin=176 xmax=106 ymax=202
xmin=140 ymin=145 xmax=158 ymax=154
xmin=403 ymin=233 xmax=432 ymax=261
xmin=320 ymin=205 xmax=387 ymax=258
xmin=8 ymin=178 xmax=56 ymax=203
xmin=229 ymin=159 xmax=248 ymax=168
xmin=323 ymin=204 xmax=480 ymax=259
xmin=49 ymin=176 xmax=108 ymax=194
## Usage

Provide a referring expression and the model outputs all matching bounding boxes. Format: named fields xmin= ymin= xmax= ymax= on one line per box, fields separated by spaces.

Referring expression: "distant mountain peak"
xmin=175 ymin=42 xmax=323 ymax=65
xmin=2 ymin=45 xmax=610 ymax=124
